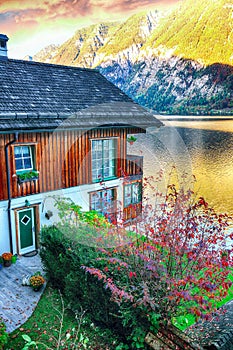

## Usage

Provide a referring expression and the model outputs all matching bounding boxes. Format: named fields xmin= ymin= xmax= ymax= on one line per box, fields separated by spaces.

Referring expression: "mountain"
xmin=34 ymin=0 xmax=233 ymax=115
xmin=33 ymin=44 xmax=59 ymax=63
xmin=144 ymin=0 xmax=233 ymax=66
xmin=38 ymin=22 xmax=120 ymax=68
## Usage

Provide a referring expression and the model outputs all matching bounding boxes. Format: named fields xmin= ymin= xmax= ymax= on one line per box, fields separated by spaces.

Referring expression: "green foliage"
xmin=40 ymin=190 xmax=232 ymax=348
xmin=17 ymin=171 xmax=39 ymax=182
xmin=51 ymin=195 xmax=111 ymax=228
xmin=6 ymin=286 xmax=118 ymax=350
xmin=21 ymin=334 xmax=37 ymax=350
xmin=97 ymin=11 xmax=152 ymax=58
xmin=146 ymin=0 xmax=233 ymax=66
xmin=127 ymin=135 xmax=137 ymax=143
xmin=0 ymin=319 xmax=8 ymax=350
xmin=40 ymin=225 xmax=123 ymax=331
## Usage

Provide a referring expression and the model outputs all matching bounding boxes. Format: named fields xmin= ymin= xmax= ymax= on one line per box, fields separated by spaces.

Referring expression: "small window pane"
xmin=22 ymin=146 xmax=30 ymax=157
xmin=24 ymin=157 xmax=32 ymax=169
xmin=14 ymin=147 xmax=21 ymax=158
xmin=132 ymin=183 xmax=139 ymax=203
xmin=15 ymin=159 xmax=23 ymax=170
xmin=124 ymin=185 xmax=132 ymax=207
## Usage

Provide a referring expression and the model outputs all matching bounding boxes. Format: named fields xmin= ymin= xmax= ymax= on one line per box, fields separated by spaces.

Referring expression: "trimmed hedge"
xmin=40 ymin=224 xmax=124 ymax=330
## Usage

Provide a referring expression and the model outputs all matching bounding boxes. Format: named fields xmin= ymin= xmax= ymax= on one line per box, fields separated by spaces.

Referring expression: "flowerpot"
xmin=3 ymin=260 xmax=12 ymax=267
xmin=11 ymin=255 xmax=17 ymax=264
xmin=32 ymin=285 xmax=43 ymax=292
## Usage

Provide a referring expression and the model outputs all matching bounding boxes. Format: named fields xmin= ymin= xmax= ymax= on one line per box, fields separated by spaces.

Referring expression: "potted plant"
xmin=29 ymin=272 xmax=45 ymax=291
xmin=11 ymin=254 xmax=17 ymax=264
xmin=2 ymin=252 xmax=13 ymax=267
xmin=127 ymin=135 xmax=137 ymax=145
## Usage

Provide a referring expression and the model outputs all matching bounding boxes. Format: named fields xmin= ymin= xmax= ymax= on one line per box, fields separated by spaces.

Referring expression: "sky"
xmin=0 ymin=0 xmax=179 ymax=59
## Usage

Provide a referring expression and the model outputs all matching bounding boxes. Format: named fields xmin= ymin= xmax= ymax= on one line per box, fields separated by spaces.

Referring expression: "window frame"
xmin=10 ymin=142 xmax=39 ymax=185
xmin=14 ymin=145 xmax=35 ymax=173
xmin=91 ymin=138 xmax=117 ymax=183
xmin=89 ymin=187 xmax=117 ymax=216
xmin=123 ymin=181 xmax=142 ymax=208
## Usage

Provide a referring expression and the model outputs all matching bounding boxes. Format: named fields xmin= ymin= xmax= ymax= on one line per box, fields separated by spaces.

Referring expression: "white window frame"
xmin=124 ymin=181 xmax=142 ymax=208
xmin=14 ymin=145 xmax=34 ymax=173
xmin=91 ymin=138 xmax=117 ymax=182
xmin=90 ymin=188 xmax=116 ymax=216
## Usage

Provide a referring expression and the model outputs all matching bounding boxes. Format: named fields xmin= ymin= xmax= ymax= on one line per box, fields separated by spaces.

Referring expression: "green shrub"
xmin=40 ymin=224 xmax=124 ymax=335
xmin=0 ymin=319 xmax=8 ymax=350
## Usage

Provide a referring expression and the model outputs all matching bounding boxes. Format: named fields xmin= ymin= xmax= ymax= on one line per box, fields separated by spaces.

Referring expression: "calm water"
xmin=129 ymin=119 xmax=233 ymax=215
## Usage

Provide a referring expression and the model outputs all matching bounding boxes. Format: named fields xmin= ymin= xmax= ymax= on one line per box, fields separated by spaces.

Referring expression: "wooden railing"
xmin=126 ymin=154 xmax=143 ymax=177
xmin=123 ymin=202 xmax=142 ymax=222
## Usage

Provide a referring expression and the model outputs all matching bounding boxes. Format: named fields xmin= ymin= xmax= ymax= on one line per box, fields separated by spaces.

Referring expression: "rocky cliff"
xmin=34 ymin=0 xmax=233 ymax=115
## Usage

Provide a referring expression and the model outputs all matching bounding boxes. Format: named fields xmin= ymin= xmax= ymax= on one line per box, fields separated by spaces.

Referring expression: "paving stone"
xmin=0 ymin=254 xmax=45 ymax=333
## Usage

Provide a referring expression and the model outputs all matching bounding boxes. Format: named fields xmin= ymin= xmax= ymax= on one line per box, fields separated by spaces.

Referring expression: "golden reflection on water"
xmin=163 ymin=119 xmax=233 ymax=133
xmin=128 ymin=120 xmax=233 ymax=215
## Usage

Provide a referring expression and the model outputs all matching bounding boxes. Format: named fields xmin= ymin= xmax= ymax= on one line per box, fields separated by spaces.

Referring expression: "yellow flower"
xmin=29 ymin=275 xmax=45 ymax=287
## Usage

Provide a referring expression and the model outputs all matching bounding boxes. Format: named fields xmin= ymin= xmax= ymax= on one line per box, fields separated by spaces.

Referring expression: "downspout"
xmin=5 ymin=132 xmax=18 ymax=253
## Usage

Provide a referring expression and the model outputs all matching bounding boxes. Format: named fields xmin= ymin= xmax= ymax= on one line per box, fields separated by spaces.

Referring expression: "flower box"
xmin=17 ymin=171 xmax=39 ymax=184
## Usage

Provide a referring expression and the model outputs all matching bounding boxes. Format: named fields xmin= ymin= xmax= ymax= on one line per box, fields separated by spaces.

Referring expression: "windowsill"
xmin=124 ymin=202 xmax=142 ymax=208
xmin=92 ymin=176 xmax=118 ymax=183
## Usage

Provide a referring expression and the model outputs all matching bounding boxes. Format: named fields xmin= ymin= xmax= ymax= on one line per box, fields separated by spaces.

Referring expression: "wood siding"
xmin=0 ymin=127 xmax=144 ymax=201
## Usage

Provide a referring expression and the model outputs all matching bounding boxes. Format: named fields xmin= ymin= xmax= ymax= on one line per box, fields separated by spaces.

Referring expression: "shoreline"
xmin=157 ymin=115 xmax=233 ymax=121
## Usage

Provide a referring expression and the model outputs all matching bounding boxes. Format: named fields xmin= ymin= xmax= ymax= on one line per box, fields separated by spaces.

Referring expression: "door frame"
xmin=14 ymin=204 xmax=40 ymax=255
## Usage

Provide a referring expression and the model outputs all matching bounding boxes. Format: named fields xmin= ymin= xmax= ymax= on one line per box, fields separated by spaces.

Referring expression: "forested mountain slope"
xmin=34 ymin=0 xmax=233 ymax=115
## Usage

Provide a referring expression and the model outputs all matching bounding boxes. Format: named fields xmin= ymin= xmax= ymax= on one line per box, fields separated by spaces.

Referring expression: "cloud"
xmin=0 ymin=0 xmax=178 ymax=58
xmin=0 ymin=0 xmax=174 ymax=25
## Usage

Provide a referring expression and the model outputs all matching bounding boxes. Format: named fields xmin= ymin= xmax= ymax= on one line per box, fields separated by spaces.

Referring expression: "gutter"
xmin=5 ymin=132 xmax=18 ymax=253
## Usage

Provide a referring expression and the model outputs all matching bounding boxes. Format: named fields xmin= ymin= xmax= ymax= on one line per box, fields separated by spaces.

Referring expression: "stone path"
xmin=0 ymin=254 xmax=45 ymax=333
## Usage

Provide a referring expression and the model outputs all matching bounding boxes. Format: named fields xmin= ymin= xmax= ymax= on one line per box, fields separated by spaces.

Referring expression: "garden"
xmin=2 ymin=175 xmax=233 ymax=349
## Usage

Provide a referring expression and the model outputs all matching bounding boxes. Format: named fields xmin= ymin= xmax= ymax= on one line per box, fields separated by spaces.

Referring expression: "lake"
xmin=129 ymin=118 xmax=233 ymax=216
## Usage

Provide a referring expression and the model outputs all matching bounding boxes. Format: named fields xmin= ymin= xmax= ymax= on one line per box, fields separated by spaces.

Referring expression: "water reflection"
xmin=129 ymin=120 xmax=233 ymax=215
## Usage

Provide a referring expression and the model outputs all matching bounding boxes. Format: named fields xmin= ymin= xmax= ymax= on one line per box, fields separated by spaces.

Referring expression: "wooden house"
xmin=0 ymin=34 xmax=162 ymax=255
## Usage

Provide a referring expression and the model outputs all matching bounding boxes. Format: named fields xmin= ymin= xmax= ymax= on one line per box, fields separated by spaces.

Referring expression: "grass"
xmin=174 ymin=271 xmax=233 ymax=331
xmin=4 ymin=285 xmax=124 ymax=350
xmin=4 ymin=271 xmax=233 ymax=348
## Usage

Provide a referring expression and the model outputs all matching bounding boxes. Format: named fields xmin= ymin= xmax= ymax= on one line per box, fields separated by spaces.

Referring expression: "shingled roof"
xmin=0 ymin=59 xmax=162 ymax=132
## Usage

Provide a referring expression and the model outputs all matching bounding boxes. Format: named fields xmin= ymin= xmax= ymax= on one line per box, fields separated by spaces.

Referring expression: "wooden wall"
xmin=0 ymin=127 xmax=144 ymax=201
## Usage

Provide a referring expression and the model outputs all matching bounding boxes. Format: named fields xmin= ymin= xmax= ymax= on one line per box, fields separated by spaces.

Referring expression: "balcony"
xmin=126 ymin=154 xmax=143 ymax=177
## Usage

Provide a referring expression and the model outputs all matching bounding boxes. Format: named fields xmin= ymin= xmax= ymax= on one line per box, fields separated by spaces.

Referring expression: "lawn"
xmin=4 ymin=285 xmax=125 ymax=350
xmin=174 ymin=271 xmax=233 ymax=331
xmin=4 ymin=276 xmax=233 ymax=349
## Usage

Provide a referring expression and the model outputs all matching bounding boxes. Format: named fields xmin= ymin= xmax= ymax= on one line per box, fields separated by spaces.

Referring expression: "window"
xmin=91 ymin=139 xmax=116 ymax=182
xmin=123 ymin=181 xmax=142 ymax=221
xmin=14 ymin=146 xmax=34 ymax=172
xmin=0 ymin=40 xmax=6 ymax=48
xmin=124 ymin=182 xmax=142 ymax=208
xmin=90 ymin=188 xmax=116 ymax=217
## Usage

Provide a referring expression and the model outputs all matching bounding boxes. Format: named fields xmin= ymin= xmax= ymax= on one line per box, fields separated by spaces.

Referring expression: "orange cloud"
xmin=0 ymin=0 xmax=178 ymax=58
